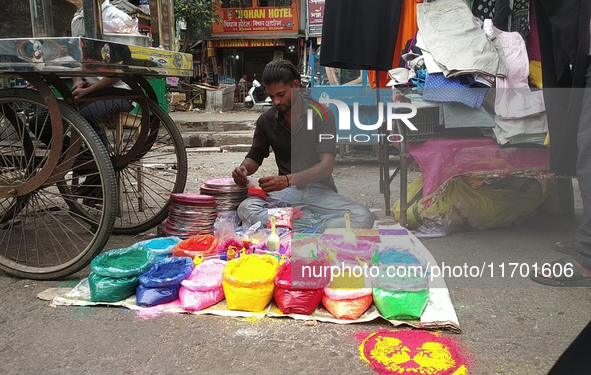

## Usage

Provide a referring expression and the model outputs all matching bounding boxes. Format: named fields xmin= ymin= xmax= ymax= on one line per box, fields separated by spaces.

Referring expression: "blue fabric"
xmin=410 ymin=70 xmax=427 ymax=94
xmin=423 ymin=73 xmax=487 ymax=108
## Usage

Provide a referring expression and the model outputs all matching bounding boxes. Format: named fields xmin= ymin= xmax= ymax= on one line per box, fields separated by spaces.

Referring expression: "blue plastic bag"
xmin=139 ymin=257 xmax=193 ymax=288
xmin=136 ymin=284 xmax=180 ymax=307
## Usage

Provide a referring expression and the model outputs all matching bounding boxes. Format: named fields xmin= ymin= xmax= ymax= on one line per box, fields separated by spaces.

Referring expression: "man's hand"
xmin=232 ymin=165 xmax=249 ymax=186
xmin=72 ymin=79 xmax=90 ymax=90
xmin=72 ymin=86 xmax=91 ymax=100
xmin=71 ymin=79 xmax=90 ymax=100
xmin=259 ymin=175 xmax=288 ymax=193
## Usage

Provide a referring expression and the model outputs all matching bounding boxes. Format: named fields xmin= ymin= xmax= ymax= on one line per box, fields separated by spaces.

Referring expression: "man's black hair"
xmin=262 ymin=59 xmax=301 ymax=86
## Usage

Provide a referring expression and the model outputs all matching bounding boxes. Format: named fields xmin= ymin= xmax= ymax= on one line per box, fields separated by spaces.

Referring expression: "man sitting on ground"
xmin=232 ymin=59 xmax=374 ymax=231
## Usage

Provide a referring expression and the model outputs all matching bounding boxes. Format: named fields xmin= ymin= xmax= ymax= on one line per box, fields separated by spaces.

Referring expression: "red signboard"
xmin=222 ymin=7 xmax=295 ymax=32
xmin=307 ymin=0 xmax=325 ymax=35
xmin=308 ymin=0 xmax=325 ymax=25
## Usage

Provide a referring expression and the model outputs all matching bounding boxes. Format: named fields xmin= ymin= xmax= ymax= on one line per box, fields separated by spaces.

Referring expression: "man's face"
xmin=265 ymin=80 xmax=300 ymax=114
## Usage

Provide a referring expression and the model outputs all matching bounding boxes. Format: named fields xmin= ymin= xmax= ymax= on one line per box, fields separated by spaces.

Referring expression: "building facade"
xmin=206 ymin=0 xmax=304 ymax=84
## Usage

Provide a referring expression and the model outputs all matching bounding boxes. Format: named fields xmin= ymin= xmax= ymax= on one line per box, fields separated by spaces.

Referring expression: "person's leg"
xmin=532 ymin=58 xmax=591 ymax=285
xmin=301 ymin=183 xmax=374 ymax=230
xmin=572 ymin=57 xmax=591 ymax=271
xmin=80 ymin=99 xmax=133 ymax=148
xmin=237 ymin=197 xmax=269 ymax=228
xmin=28 ymin=108 xmax=68 ymax=148
xmin=237 ymin=186 xmax=304 ymax=227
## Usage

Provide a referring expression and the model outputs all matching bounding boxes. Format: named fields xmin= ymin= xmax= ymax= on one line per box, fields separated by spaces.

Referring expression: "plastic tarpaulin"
xmin=407 ymin=138 xmax=552 ymax=200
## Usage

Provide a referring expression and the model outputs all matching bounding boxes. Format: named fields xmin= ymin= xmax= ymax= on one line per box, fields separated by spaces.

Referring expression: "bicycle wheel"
xmin=77 ymin=89 xmax=187 ymax=234
xmin=0 ymin=89 xmax=117 ymax=280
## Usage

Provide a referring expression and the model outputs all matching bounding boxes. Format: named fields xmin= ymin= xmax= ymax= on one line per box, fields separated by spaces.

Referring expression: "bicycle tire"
xmin=76 ymin=89 xmax=187 ymax=234
xmin=0 ymin=89 xmax=117 ymax=280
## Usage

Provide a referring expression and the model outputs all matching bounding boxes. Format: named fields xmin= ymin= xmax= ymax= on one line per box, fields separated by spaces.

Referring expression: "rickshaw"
xmin=0 ymin=0 xmax=192 ymax=279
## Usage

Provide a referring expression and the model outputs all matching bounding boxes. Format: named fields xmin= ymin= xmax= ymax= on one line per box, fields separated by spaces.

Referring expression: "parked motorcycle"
xmin=244 ymin=79 xmax=272 ymax=109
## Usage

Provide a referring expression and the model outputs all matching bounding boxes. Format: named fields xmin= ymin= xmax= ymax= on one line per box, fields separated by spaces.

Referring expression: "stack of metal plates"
xmin=163 ymin=193 xmax=218 ymax=238
xmin=200 ymin=178 xmax=248 ymax=212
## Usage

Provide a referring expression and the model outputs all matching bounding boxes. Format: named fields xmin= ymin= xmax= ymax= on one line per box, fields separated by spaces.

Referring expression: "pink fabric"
xmin=407 ymin=138 xmax=551 ymax=198
xmin=491 ymin=24 xmax=545 ymax=119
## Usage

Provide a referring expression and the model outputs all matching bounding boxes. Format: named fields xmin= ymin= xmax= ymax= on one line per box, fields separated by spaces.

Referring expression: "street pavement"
xmin=0 ymin=112 xmax=590 ymax=374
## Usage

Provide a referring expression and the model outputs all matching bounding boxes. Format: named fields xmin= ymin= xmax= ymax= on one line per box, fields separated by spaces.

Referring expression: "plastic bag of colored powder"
xmin=88 ymin=272 xmax=139 ymax=302
xmin=173 ymin=235 xmax=218 ymax=258
xmin=320 ymin=238 xmax=376 ymax=264
xmin=181 ymin=259 xmax=227 ymax=291
xmin=378 ymin=250 xmax=419 ymax=265
xmin=91 ymin=247 xmax=156 ymax=278
xmin=139 ymin=257 xmax=193 ymax=288
xmin=323 ymin=287 xmax=372 ymax=301
xmin=291 ymin=236 xmax=324 ymax=260
xmin=136 ymin=284 xmax=180 ymax=307
xmin=322 ymin=294 xmax=373 ymax=320
xmin=179 ymin=259 xmax=227 ymax=311
xmin=373 ymin=266 xmax=429 ymax=291
xmin=132 ymin=236 xmax=181 ymax=256
xmin=222 ymin=254 xmax=279 ymax=312
xmin=273 ymin=260 xmax=326 ymax=315
xmin=214 ymin=238 xmax=251 ymax=254
xmin=179 ymin=286 xmax=224 ymax=312
xmin=373 ymin=287 xmax=429 ymax=320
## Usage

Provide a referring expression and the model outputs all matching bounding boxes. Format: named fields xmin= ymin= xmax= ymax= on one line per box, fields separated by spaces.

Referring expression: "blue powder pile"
xmin=379 ymin=250 xmax=418 ymax=265
xmin=145 ymin=238 xmax=177 ymax=250
xmin=148 ymin=258 xmax=192 ymax=280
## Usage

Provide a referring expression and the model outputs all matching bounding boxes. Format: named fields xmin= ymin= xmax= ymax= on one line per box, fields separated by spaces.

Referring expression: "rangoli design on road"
xmin=358 ymin=330 xmax=469 ymax=374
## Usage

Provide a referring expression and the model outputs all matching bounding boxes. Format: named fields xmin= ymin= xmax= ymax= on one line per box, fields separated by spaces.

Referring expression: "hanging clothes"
xmin=535 ymin=0 xmax=590 ymax=175
xmin=493 ymin=0 xmax=512 ymax=30
xmin=417 ymin=0 xmax=509 ymax=78
xmin=320 ymin=0 xmax=403 ymax=71
xmin=526 ymin=0 xmax=541 ymax=62
xmin=369 ymin=0 xmax=422 ymax=88
xmin=472 ymin=0 xmax=496 ymax=21
xmin=511 ymin=0 xmax=531 ymax=38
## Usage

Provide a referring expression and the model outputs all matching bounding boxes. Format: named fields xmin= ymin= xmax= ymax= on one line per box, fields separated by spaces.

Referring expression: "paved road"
xmin=1 ymin=152 xmax=590 ymax=374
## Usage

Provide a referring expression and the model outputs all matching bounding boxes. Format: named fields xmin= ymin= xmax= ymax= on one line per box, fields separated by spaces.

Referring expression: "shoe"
xmin=530 ymin=257 xmax=591 ymax=287
xmin=554 ymin=238 xmax=576 ymax=255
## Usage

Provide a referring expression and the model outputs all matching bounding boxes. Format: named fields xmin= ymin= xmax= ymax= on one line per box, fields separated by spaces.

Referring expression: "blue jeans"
xmin=30 ymin=99 xmax=133 ymax=149
xmin=237 ymin=182 xmax=374 ymax=232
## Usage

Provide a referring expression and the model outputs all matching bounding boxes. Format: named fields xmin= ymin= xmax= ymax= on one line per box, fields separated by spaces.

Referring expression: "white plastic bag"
xmin=102 ymin=0 xmax=139 ymax=34
xmin=71 ymin=10 xmax=85 ymax=37
xmin=71 ymin=0 xmax=139 ymax=36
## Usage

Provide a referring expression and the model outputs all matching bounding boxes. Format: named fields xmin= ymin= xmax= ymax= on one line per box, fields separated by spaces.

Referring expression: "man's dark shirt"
xmin=245 ymin=95 xmax=338 ymax=192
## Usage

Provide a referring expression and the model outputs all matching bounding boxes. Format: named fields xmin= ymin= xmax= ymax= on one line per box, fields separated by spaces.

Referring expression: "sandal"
xmin=554 ymin=238 xmax=576 ymax=255
xmin=530 ymin=257 xmax=591 ymax=287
